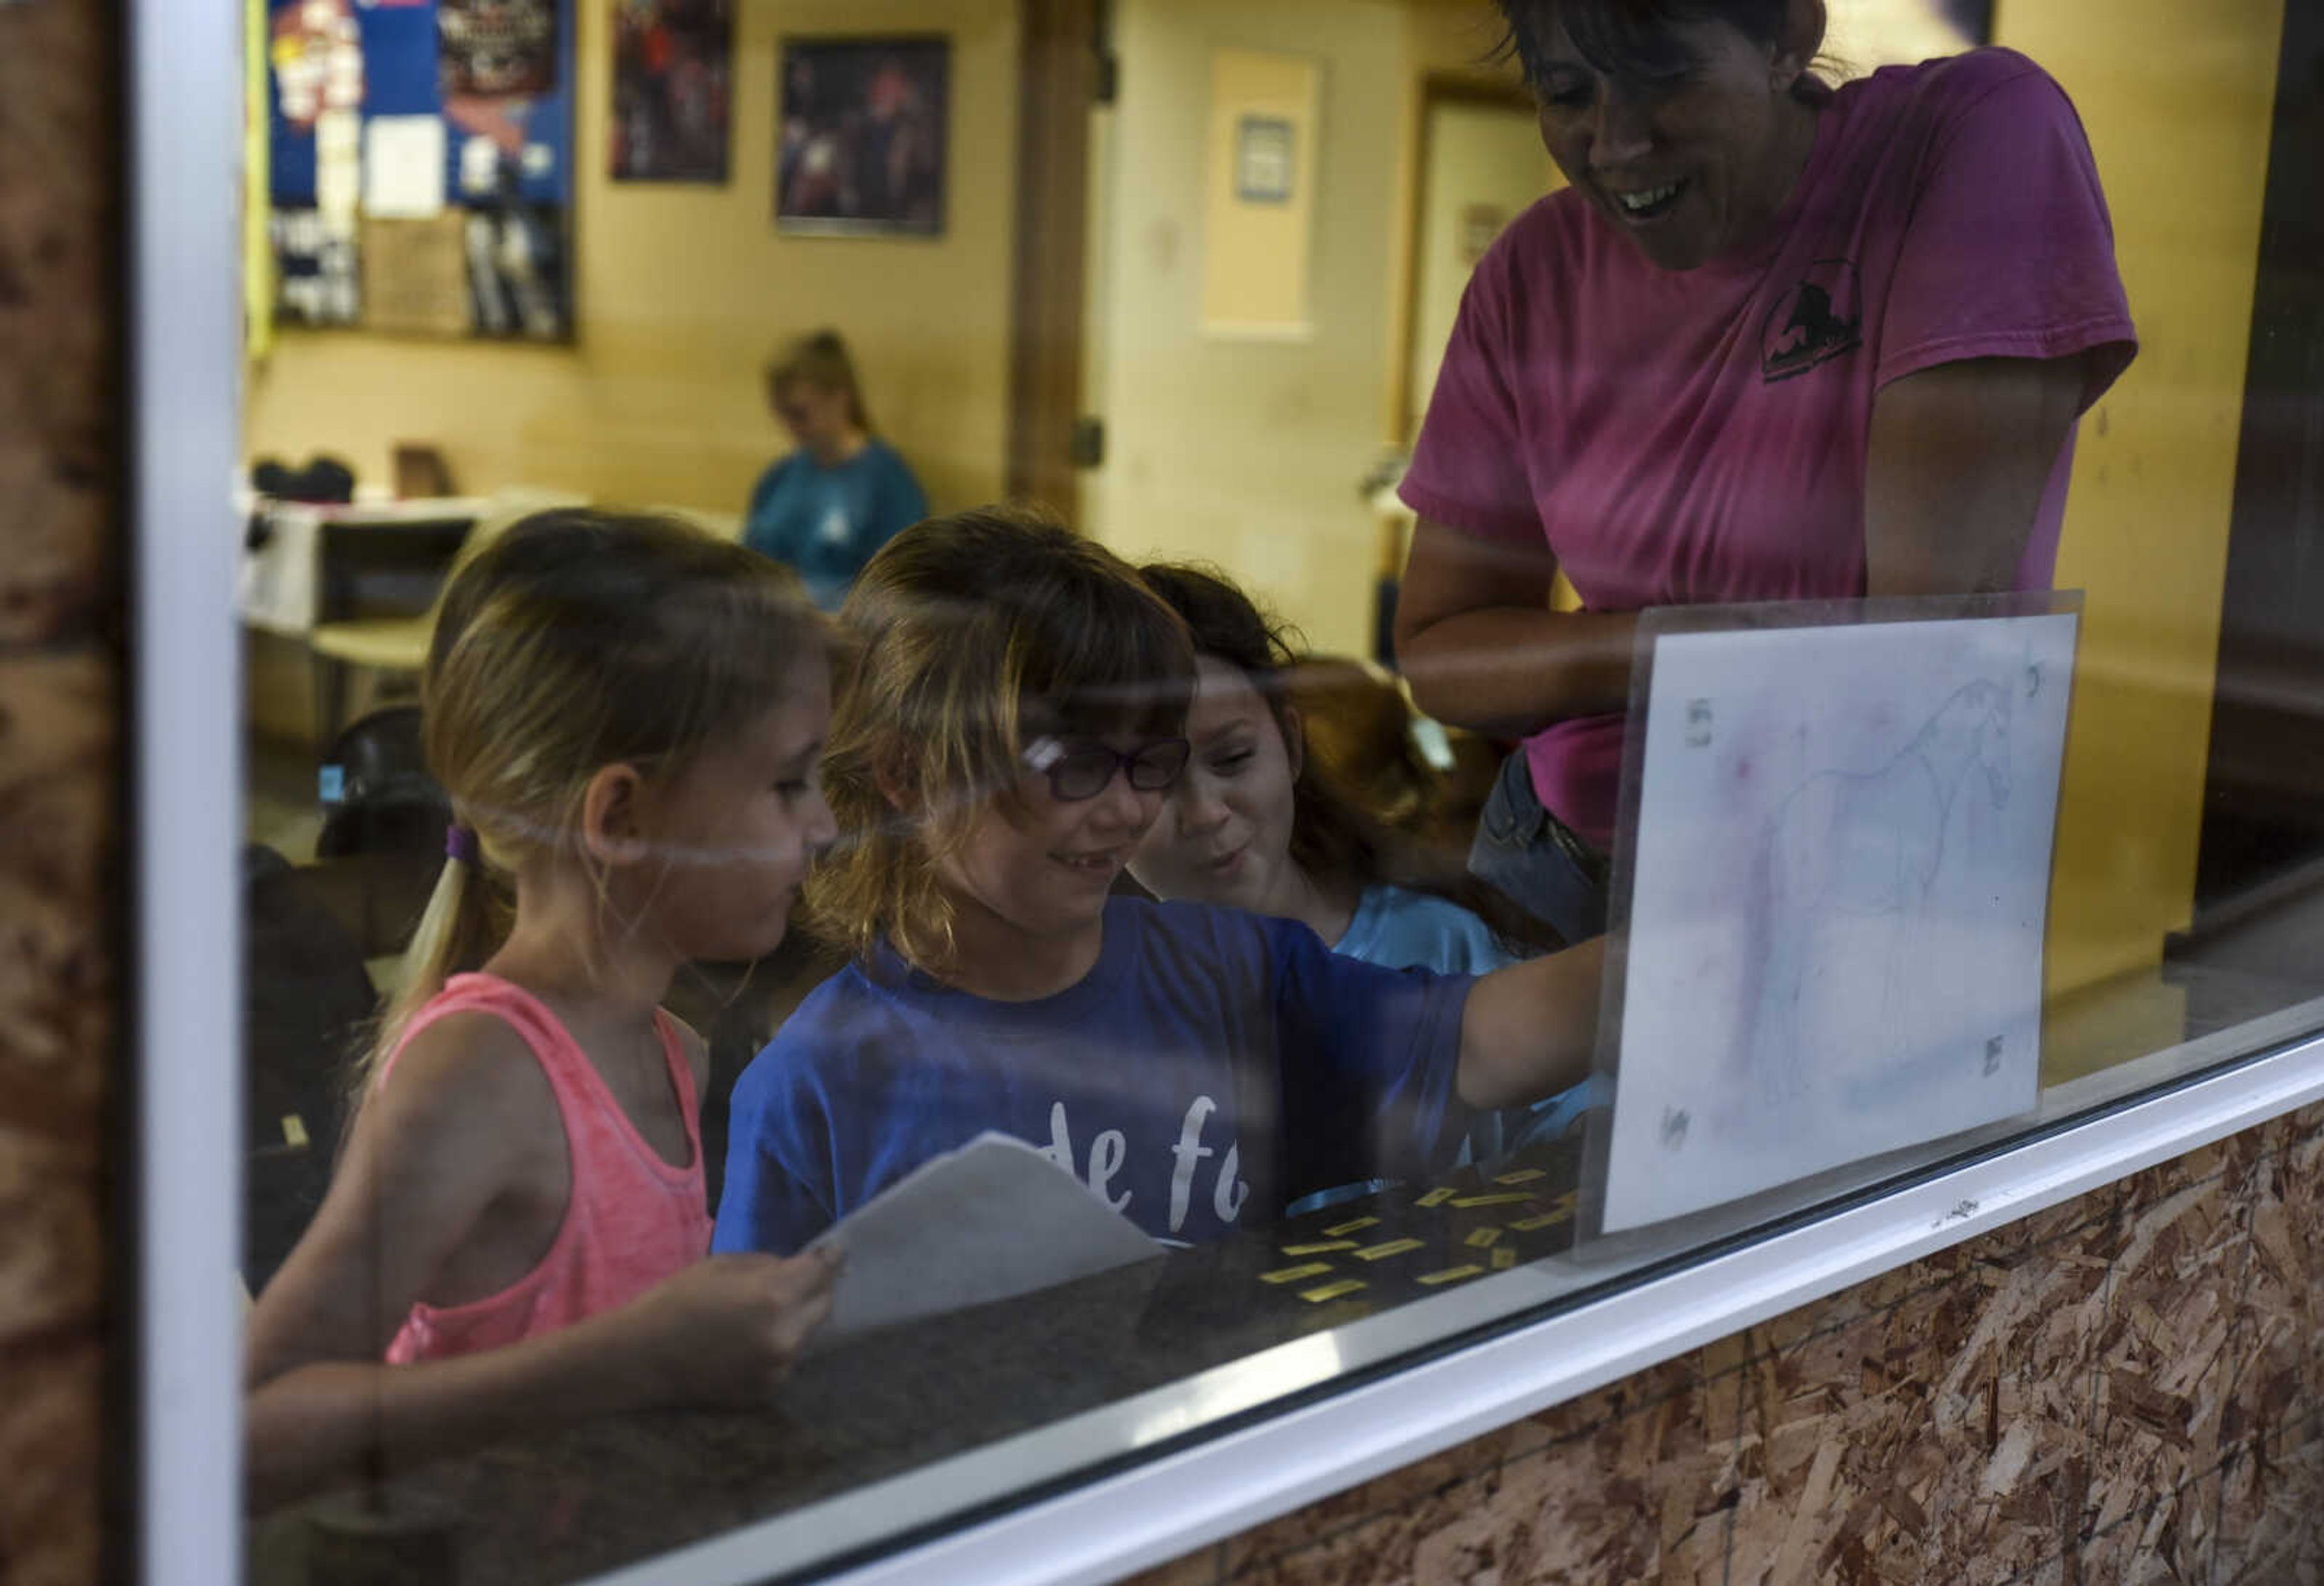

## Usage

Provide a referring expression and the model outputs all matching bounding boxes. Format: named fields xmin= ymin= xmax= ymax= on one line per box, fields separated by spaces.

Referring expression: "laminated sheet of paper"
xmin=1601 ymin=612 xmax=2076 ymax=1231
xmin=361 ymin=115 xmax=447 ymax=218
xmin=806 ymin=1132 xmax=1163 ymax=1346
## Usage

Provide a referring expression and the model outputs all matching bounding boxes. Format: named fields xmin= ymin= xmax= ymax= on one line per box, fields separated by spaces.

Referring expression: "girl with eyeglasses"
xmin=712 ymin=507 xmax=1604 ymax=1255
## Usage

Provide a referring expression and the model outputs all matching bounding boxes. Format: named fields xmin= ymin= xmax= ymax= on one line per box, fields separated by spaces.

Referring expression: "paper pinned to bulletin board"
xmin=264 ymin=0 xmax=575 ymax=341
xmin=1201 ymin=49 xmax=1321 ymax=340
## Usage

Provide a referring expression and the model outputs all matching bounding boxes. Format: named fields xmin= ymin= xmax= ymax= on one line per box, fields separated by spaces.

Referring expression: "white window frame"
xmin=132 ymin=0 xmax=245 ymax=1581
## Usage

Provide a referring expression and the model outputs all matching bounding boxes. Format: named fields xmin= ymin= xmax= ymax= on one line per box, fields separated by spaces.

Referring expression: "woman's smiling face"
xmin=1129 ymin=658 xmax=1305 ymax=918
xmin=1526 ymin=5 xmax=1817 ymax=272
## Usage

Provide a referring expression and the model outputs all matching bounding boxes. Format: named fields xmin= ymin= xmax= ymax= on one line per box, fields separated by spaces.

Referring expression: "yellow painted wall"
xmin=1089 ymin=0 xmax=1412 ymax=658
xmin=1386 ymin=1 xmax=1525 ymax=445
xmin=243 ymin=0 xmax=1020 ymax=517
xmin=1200 ymin=50 xmax=1323 ymax=335
xmin=1405 ymin=100 xmax=1555 ymax=447
xmin=2000 ymin=0 xmax=2286 ymax=997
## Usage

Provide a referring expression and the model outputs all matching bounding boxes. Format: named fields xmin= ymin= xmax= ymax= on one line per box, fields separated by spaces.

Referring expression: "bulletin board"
xmin=264 ymin=0 xmax=576 ymax=341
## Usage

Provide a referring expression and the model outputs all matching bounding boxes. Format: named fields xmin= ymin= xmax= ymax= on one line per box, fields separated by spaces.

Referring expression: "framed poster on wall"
xmin=775 ymin=36 xmax=949 ymax=237
xmin=263 ymin=0 xmax=576 ymax=340
xmin=610 ymin=0 xmax=733 ymax=183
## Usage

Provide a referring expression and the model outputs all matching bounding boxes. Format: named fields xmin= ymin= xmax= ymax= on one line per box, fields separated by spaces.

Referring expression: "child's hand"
xmin=621 ymin=1248 xmax=841 ymax=1406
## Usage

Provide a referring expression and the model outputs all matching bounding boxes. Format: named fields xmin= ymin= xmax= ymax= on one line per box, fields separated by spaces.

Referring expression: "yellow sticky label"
xmin=281 ymin=1114 xmax=309 ymax=1149
xmin=1352 ymin=1237 xmax=1426 ymax=1262
xmin=1259 ymin=1262 xmax=1336 ymax=1285
xmin=1324 ymin=1216 xmax=1381 ymax=1237
xmin=1450 ymin=1192 xmax=1533 ymax=1208
xmin=1299 ymin=1279 xmax=1368 ymax=1303
xmin=1554 ymin=1190 xmax=1580 ymax=1211
xmin=1491 ymin=1245 xmax=1517 ymax=1271
xmin=1494 ymin=1168 xmax=1548 ymax=1185
xmin=1465 ymin=1227 xmax=1503 ymax=1249
xmin=1279 ymin=1240 xmax=1358 ymax=1256
xmin=1417 ymin=1264 xmax=1485 ymax=1286
xmin=1416 ymin=1187 xmax=1457 ymax=1208
xmin=1510 ymin=1211 xmax=1569 ymax=1232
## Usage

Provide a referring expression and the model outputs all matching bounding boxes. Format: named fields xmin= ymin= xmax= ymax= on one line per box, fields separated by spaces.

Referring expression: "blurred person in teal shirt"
xmin=744 ymin=330 xmax=928 ymax=609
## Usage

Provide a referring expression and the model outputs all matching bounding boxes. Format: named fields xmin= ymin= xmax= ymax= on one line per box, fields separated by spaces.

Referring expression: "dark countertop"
xmin=248 ymin=1140 xmax=1586 ymax=1585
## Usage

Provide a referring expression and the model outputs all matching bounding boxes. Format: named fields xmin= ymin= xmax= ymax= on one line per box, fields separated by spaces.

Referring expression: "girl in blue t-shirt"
xmin=1126 ymin=562 xmax=1556 ymax=975
xmin=714 ymin=506 xmax=1604 ymax=1256
xmin=1124 ymin=563 xmax=1599 ymax=1201
xmin=743 ymin=330 xmax=929 ymax=610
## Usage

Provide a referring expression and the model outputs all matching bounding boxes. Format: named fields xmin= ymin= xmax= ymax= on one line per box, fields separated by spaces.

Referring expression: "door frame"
xmin=1005 ymin=0 xmax=1101 ymax=525
xmin=1391 ymin=73 xmax=1538 ymax=448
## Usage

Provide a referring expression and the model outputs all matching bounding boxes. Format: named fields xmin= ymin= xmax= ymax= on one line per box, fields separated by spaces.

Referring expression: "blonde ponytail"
xmin=346 ymin=831 xmax=513 ymax=1113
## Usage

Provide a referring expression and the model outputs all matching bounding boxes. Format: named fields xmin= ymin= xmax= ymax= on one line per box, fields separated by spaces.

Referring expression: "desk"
xmin=246 ymin=1140 xmax=1585 ymax=1584
xmin=238 ymin=497 xmax=488 ymax=638
xmin=239 ymin=497 xmax=487 ymax=747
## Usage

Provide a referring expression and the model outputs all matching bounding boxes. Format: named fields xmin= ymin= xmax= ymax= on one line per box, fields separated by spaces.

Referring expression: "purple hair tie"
xmin=445 ymin=824 xmax=481 ymax=866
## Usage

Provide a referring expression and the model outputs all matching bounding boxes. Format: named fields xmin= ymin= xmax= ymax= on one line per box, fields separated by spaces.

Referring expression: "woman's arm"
xmin=1393 ymin=517 xmax=1640 ymax=736
xmin=245 ymin=1018 xmax=833 ymax=1510
xmin=1397 ymin=351 xmax=2087 ymax=736
xmin=1864 ymin=355 xmax=2088 ymax=597
xmin=1454 ymin=937 xmax=1606 ymax=1110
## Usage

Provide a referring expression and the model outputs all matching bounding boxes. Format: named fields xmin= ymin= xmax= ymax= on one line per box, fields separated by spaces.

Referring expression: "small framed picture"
xmin=776 ymin=36 xmax=948 ymax=237
xmin=610 ymin=0 xmax=735 ymax=184
xmin=1234 ymin=115 xmax=1295 ymax=205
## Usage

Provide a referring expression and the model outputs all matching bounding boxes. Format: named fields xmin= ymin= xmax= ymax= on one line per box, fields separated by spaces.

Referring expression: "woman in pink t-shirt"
xmin=1393 ymin=0 xmax=2135 ymax=942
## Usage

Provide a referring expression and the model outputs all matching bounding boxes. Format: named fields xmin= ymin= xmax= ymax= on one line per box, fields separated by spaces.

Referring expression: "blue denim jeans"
xmin=1466 ymin=750 xmax=1612 ymax=1152
xmin=1468 ymin=749 xmax=1610 ymax=946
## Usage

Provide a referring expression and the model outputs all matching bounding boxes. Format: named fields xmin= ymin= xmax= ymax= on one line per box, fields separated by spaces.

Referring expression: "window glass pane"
xmin=229 ymin=1 xmax=2324 ymax=1577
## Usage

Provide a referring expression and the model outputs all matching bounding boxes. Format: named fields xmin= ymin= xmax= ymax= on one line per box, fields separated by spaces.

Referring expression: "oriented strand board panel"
xmin=0 ymin=1 xmax=122 ymax=1583
xmin=1129 ymin=1104 xmax=2324 ymax=1585
xmin=0 ymin=0 xmax=117 ymax=651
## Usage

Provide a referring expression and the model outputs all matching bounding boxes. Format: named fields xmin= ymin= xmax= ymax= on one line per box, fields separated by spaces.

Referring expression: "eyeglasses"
xmin=1022 ymin=735 xmax=1191 ymax=802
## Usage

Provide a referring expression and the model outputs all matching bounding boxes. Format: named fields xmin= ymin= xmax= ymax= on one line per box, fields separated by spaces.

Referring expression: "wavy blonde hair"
xmin=356 ymin=509 xmax=824 ymax=1096
xmin=807 ymin=505 xmax=1195 ymax=969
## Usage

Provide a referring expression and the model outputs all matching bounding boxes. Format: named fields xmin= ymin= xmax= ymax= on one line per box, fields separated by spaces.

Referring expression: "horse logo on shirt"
xmin=1762 ymin=260 xmax=1864 ymax=382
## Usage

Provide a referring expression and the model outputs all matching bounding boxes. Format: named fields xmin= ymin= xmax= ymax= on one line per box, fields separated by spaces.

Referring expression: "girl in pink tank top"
xmin=245 ymin=511 xmax=842 ymax=1512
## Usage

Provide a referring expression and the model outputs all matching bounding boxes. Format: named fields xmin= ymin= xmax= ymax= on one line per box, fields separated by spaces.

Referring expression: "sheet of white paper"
xmin=1601 ymin=613 xmax=2078 ymax=1231
xmin=363 ymin=116 xmax=448 ymax=219
xmin=805 ymin=1132 xmax=1164 ymax=1346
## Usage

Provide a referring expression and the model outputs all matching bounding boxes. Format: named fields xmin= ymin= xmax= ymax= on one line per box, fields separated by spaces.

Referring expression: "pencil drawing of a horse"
xmin=1735 ymin=680 xmax=2013 ymax=1103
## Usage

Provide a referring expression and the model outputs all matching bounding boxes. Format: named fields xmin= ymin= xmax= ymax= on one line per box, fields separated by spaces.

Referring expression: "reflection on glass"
xmin=229 ymin=0 xmax=2323 ymax=1578
xmin=1124 ymin=1329 xmax=1348 ymax=1449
